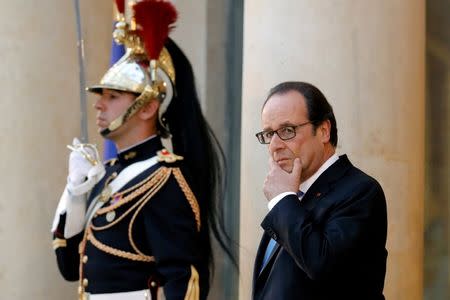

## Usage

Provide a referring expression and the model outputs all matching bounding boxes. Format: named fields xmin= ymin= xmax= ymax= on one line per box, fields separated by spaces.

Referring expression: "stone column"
xmin=0 ymin=1 xmax=111 ymax=298
xmin=240 ymin=1 xmax=425 ymax=299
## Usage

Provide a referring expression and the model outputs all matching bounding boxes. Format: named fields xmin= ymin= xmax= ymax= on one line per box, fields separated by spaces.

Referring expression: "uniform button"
xmin=83 ymin=278 xmax=88 ymax=287
xmin=150 ymin=281 xmax=157 ymax=287
xmin=82 ymin=255 xmax=88 ymax=263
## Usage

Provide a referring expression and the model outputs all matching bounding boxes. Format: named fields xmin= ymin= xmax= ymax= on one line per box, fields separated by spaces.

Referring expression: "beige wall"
xmin=171 ymin=0 xmax=208 ymax=109
xmin=240 ymin=1 xmax=425 ymax=300
xmin=0 ymin=0 xmax=112 ymax=298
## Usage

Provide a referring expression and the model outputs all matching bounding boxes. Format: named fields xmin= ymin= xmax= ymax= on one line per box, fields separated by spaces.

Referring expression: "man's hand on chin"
xmin=263 ymin=157 xmax=302 ymax=200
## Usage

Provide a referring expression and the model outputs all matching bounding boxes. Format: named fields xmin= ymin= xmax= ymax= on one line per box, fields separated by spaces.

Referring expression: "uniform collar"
xmin=117 ymin=135 xmax=163 ymax=166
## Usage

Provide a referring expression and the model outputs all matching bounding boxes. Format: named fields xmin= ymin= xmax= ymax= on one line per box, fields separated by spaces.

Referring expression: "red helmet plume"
xmin=133 ymin=0 xmax=178 ymax=60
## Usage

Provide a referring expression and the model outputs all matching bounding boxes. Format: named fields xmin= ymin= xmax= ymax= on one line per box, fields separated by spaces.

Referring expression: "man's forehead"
xmin=264 ymin=90 xmax=305 ymax=108
xmin=261 ymin=91 xmax=308 ymax=130
xmin=263 ymin=92 xmax=306 ymax=117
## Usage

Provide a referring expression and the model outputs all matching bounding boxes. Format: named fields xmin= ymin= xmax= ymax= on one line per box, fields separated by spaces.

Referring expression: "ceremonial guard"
xmin=51 ymin=1 xmax=229 ymax=299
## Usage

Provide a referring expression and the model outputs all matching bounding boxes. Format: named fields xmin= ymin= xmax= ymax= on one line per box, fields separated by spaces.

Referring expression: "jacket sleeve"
xmin=142 ymin=171 xmax=206 ymax=300
xmin=261 ymin=177 xmax=387 ymax=281
xmin=52 ymin=213 xmax=84 ymax=281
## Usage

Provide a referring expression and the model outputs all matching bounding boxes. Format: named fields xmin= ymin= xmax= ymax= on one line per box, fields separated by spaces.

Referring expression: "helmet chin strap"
xmin=101 ymin=69 xmax=174 ymax=138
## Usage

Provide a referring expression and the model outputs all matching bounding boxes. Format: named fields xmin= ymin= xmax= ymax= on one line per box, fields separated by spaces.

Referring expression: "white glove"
xmin=51 ymin=138 xmax=106 ymax=238
xmin=68 ymin=138 xmax=94 ymax=185
xmin=66 ymin=138 xmax=105 ymax=196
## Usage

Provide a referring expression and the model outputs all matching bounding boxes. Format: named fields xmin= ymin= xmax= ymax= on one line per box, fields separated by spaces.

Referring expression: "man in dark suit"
xmin=253 ymin=81 xmax=388 ymax=300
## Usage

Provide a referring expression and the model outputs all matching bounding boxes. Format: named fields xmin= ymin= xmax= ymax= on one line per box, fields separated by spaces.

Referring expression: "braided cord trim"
xmin=172 ymin=168 xmax=201 ymax=232
xmin=91 ymin=167 xmax=171 ymax=231
xmin=128 ymin=168 xmax=172 ymax=256
xmin=184 ymin=265 xmax=200 ymax=300
xmin=86 ymin=226 xmax=155 ymax=262
xmin=96 ymin=167 xmax=168 ymax=215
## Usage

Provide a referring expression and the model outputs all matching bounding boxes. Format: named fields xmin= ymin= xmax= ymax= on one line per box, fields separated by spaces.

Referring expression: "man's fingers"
xmin=292 ymin=158 xmax=302 ymax=177
xmin=268 ymin=155 xmax=283 ymax=171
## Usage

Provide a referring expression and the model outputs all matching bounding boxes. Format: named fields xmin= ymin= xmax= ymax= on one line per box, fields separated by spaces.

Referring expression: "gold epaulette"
xmin=157 ymin=148 xmax=183 ymax=163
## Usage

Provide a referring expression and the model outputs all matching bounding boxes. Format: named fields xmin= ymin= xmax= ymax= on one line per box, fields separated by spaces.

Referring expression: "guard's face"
xmin=94 ymin=89 xmax=135 ymax=132
xmin=261 ymin=90 xmax=330 ymax=182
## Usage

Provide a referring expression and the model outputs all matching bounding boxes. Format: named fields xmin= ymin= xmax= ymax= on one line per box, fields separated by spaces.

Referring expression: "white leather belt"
xmin=87 ymin=289 xmax=151 ymax=300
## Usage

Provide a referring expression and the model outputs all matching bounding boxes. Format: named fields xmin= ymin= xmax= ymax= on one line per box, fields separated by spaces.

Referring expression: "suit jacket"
xmin=53 ymin=137 xmax=209 ymax=300
xmin=253 ymin=155 xmax=387 ymax=300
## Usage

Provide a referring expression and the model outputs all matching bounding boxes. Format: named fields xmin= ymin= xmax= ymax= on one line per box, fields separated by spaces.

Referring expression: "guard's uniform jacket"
xmin=53 ymin=137 xmax=208 ymax=299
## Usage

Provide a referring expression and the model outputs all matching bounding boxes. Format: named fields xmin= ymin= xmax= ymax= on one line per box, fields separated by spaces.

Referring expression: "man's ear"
xmin=319 ymin=119 xmax=331 ymax=143
xmin=138 ymin=100 xmax=160 ymax=120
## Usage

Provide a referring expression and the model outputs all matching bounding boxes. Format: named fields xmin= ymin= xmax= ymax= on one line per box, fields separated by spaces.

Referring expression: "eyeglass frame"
xmin=255 ymin=121 xmax=314 ymax=144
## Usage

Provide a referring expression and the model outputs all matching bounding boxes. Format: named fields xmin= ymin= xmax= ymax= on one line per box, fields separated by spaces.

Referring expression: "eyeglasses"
xmin=255 ymin=121 xmax=313 ymax=144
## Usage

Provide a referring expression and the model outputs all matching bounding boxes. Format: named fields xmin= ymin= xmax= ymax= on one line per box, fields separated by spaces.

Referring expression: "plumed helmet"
xmin=86 ymin=0 xmax=178 ymax=136
xmin=86 ymin=48 xmax=175 ymax=96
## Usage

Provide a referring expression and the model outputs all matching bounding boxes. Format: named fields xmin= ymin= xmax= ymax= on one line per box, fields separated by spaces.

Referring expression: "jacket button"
xmin=82 ymin=255 xmax=88 ymax=263
xmin=83 ymin=278 xmax=88 ymax=287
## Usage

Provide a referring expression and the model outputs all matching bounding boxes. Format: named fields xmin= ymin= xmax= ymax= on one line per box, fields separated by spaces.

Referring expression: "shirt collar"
xmin=299 ymin=153 xmax=339 ymax=194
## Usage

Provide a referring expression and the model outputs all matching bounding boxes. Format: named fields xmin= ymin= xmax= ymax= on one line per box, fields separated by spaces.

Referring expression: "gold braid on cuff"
xmin=52 ymin=238 xmax=67 ymax=250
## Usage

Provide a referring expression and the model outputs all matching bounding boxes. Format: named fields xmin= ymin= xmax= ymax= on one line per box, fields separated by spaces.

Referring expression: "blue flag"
xmin=103 ymin=27 xmax=125 ymax=161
